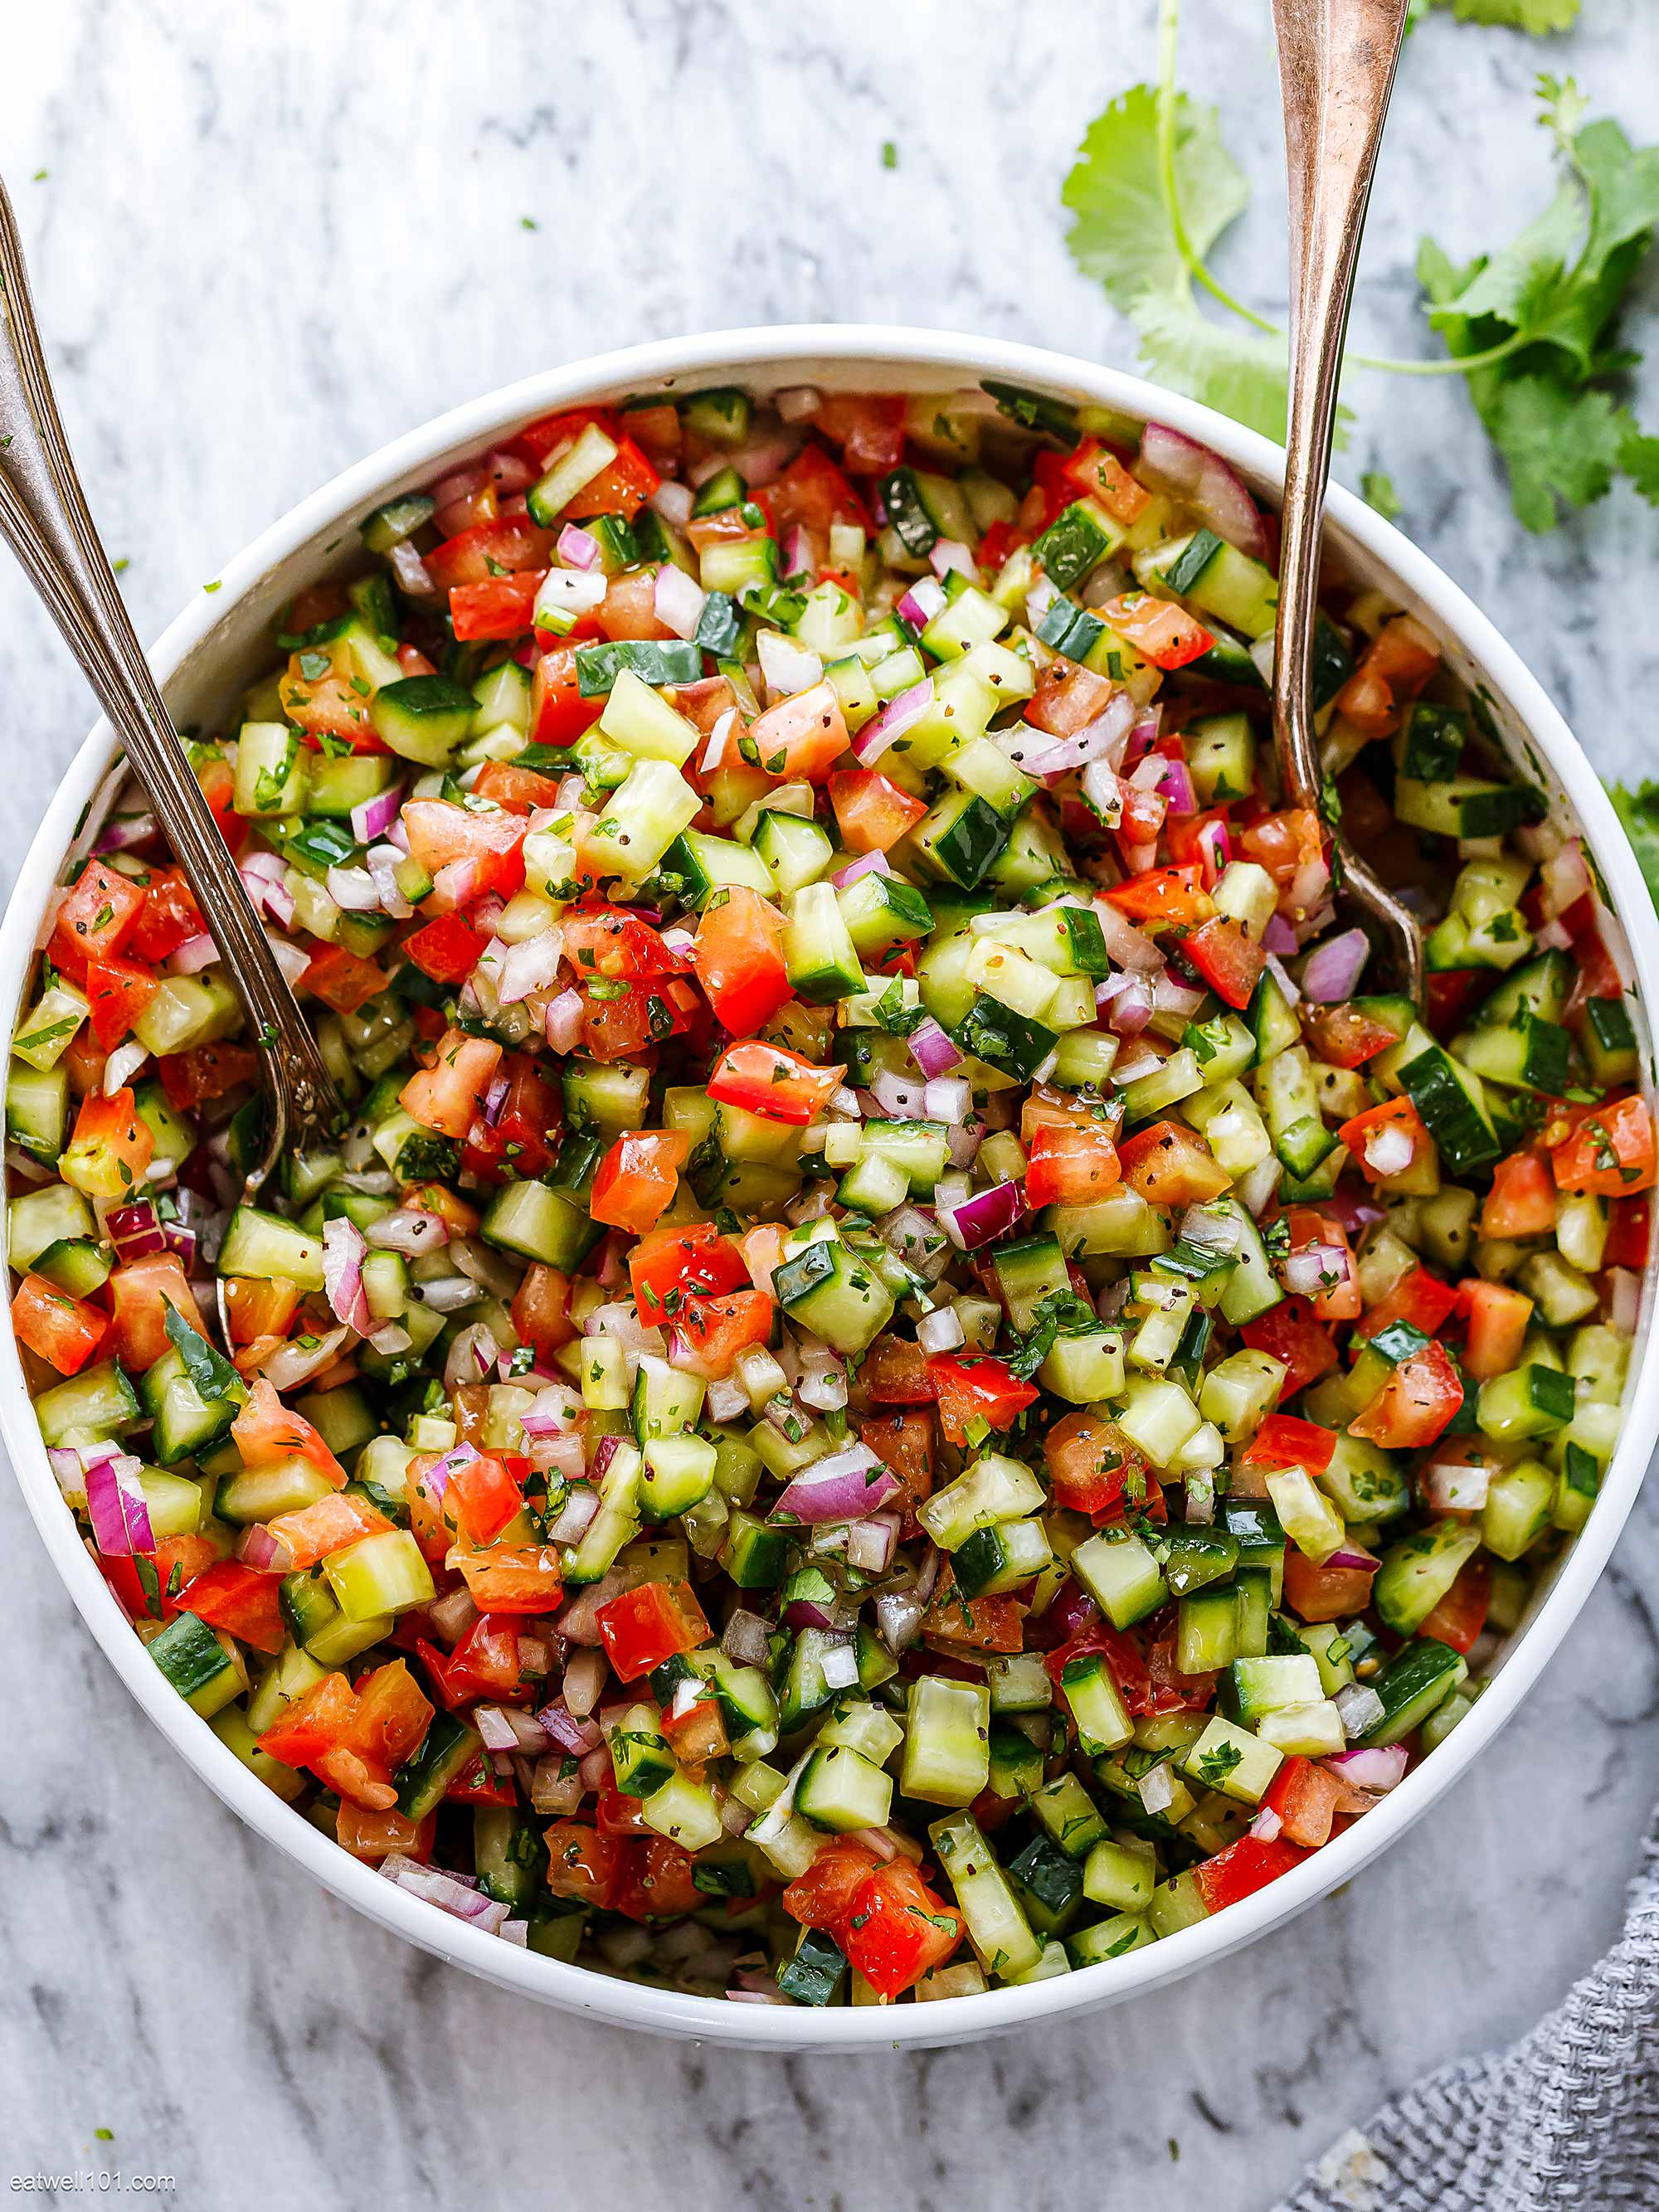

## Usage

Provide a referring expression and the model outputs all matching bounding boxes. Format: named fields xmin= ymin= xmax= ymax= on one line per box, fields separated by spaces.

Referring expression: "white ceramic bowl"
xmin=4 ymin=327 xmax=1657 ymax=2050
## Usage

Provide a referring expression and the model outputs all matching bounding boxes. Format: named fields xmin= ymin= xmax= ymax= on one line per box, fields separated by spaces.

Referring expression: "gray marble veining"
xmin=2 ymin=4 xmax=1657 ymax=2206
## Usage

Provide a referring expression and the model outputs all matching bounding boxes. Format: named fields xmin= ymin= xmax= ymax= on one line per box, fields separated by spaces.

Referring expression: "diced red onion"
xmin=496 ymin=929 xmax=565 ymax=1006
xmin=757 ymin=628 xmax=823 ymax=700
xmin=774 ymin=385 xmax=821 ymax=423
xmin=907 ymin=1017 xmax=961 ymax=1079
xmin=928 ymin=540 xmax=975 ymax=582
xmin=1541 ymin=839 xmax=1590 ymax=919
xmin=699 ymin=707 xmax=738 ymax=774
xmin=557 ymin=523 xmax=601 ymax=571
xmin=923 ymin=1075 xmax=972 ymax=1124
xmin=95 ymin=810 xmax=159 ymax=854
xmin=1264 ymin=952 xmax=1301 ymax=1006
xmin=1195 ymin=818 xmax=1232 ymax=888
xmin=1333 ymin=1685 xmax=1389 ymax=1741
xmin=171 ymin=932 xmax=221 ymax=975
xmin=240 ymin=862 xmax=295 ymax=926
xmin=85 ymin=1451 xmax=153 ymax=1557
xmin=1249 ymin=1804 xmax=1284 ymax=1842
xmin=1102 ymin=975 xmax=1155 ymax=1035
xmin=382 ymin=1855 xmax=510 ymax=1935
xmin=868 ymin=1068 xmax=930 ymax=1119
xmin=1324 ymin=1741 xmax=1408 ymax=1791
xmin=1611 ymin=1266 xmax=1641 ymax=1335
xmin=322 ymin=1215 xmax=372 ymax=1334
xmin=1422 ymin=1457 xmax=1490 ymax=1514
xmin=1081 ymin=760 xmax=1123 ymax=826
xmin=260 ymin=1324 xmax=351 ymax=1389
xmin=722 ymin=1609 xmax=771 ymax=1667
xmin=1533 ymin=918 xmax=1573 ymax=953
xmin=350 ymin=787 xmax=404 ymax=844
xmin=654 ymin=563 xmax=707 ymax=641
xmin=1365 ymin=1123 xmax=1415 ymax=1178
xmin=896 ymin=577 xmax=946 ymax=630
xmin=546 ymin=1484 xmax=601 ymax=1544
xmin=1152 ymin=971 xmax=1205 ymax=1021
xmin=1137 ymin=1763 xmax=1177 ymax=1817
xmin=535 ymin=566 xmax=609 ymax=635
xmin=545 ymin=989 xmax=584 ymax=1055
xmin=774 ymin=1446 xmax=898 ymax=1525
xmin=1282 ymin=1244 xmax=1352 ymax=1297
xmin=648 ymin=479 xmax=694 ymax=526
xmin=832 ymin=851 xmax=892 ymax=890
xmin=1262 ymin=913 xmax=1298 ymax=955
xmin=161 ymin=1221 xmax=197 ymax=1271
xmin=1138 ymin=422 xmax=1270 ymax=562
xmin=1091 ymin=897 xmax=1165 ymax=973
xmin=917 ymin=1305 xmax=965 ymax=1355
xmin=562 ymin=1647 xmax=608 ymax=1716
xmin=105 ymin=1198 xmax=166 ymax=1261
xmin=444 ymin=1322 xmax=500 ymax=1393
xmin=366 ymin=846 xmax=415 ymax=921
xmin=854 ymin=676 xmax=935 ymax=766
xmin=327 ymin=863 xmax=382 ymax=914
xmin=1301 ymin=927 xmax=1371 ymax=1003
xmin=528 ymin=1430 xmax=587 ymax=1484
xmin=365 ymin=1208 xmax=450 ymax=1257
xmin=367 ymin=1322 xmax=411 ymax=1356
xmin=1023 ymin=693 xmax=1136 ymax=782
xmin=940 ymin=1179 xmax=1027 ymax=1252
xmin=236 ymin=1523 xmax=292 ymax=1573
xmin=265 ymin=934 xmax=310 ymax=989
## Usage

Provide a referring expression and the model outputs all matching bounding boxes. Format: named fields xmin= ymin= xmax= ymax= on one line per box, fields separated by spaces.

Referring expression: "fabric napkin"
xmin=1273 ymin=1806 xmax=1659 ymax=2210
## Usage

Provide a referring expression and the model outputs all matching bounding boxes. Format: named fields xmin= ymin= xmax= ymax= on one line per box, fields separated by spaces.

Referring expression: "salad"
xmin=7 ymin=377 xmax=1654 ymax=2007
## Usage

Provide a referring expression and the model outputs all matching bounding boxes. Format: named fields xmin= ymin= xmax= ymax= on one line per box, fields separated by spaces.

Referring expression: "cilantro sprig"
xmin=1062 ymin=0 xmax=1656 ymax=531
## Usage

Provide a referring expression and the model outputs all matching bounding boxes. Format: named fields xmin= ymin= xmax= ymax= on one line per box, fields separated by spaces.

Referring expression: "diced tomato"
xmin=1239 ymin=1298 xmax=1338 ymax=1399
xmin=441 ymin=1748 xmax=518 ymax=1806
xmin=1413 ymin=1554 xmax=1493 ymax=1658
xmin=458 ymin=1054 xmax=563 ymax=1187
xmin=511 ymin=1263 xmax=577 ymax=1361
xmin=812 ymin=392 xmax=906 ymax=471
xmin=1024 ymin=1122 xmax=1121 ymax=1208
xmin=629 ymin=1222 xmax=749 ymax=1315
xmin=562 ymin=904 xmax=688 ymax=982
xmin=1181 ymin=914 xmax=1267 ymax=1010
xmin=84 ymin=954 xmax=158 ymax=1051
xmin=126 ymin=868 xmax=204 ymax=965
xmin=1117 ymin=1120 xmax=1231 ymax=1206
xmin=1278 ymin=1208 xmax=1360 ymax=1324
xmin=1100 ymin=865 xmax=1213 ymax=928
xmin=828 ymin=770 xmax=927 ymax=854
xmin=469 ymin=761 xmax=564 ymax=814
xmin=60 ymin=1087 xmax=153 ymax=1200
xmin=445 ymin=1452 xmax=523 ymax=1548
xmin=221 ymin=1275 xmax=301 ymax=1347
xmin=105 ymin=1254 xmax=205 ymax=1373
xmin=855 ymin=1407 xmax=935 ymax=1535
xmin=747 ymin=678 xmax=849 ymax=785
xmin=403 ymin=799 xmax=528 ymax=911
xmin=301 ymin=943 xmax=387 ymax=1017
xmin=1282 ymin=1546 xmax=1377 ymax=1622
xmin=1349 ymin=1339 xmax=1465 ymax=1450
xmin=231 ymin=1376 xmax=348 ymax=1486
xmin=596 ymin=1580 xmax=710 ymax=1682
xmin=923 ymin=1563 xmax=1025 ymax=1653
xmin=859 ymin=1334 xmax=937 ymax=1405
xmin=1063 ymin=440 xmax=1151 ymax=523
xmin=400 ymin=1027 xmax=504 ymax=1140
xmin=782 ymin=1842 xmax=880 ymax=1930
xmin=266 ymin=1490 xmax=391 ymax=1572
xmin=336 ymin=1804 xmax=434 ymax=1863
xmin=708 ymin=1038 xmax=845 ymax=1125
xmin=613 ymin=1836 xmax=704 ymax=1924
xmin=757 ymin=442 xmax=870 ymax=533
xmin=425 ymin=518 xmax=555 ymax=592
xmin=1240 ymin=1414 xmax=1336 ymax=1475
xmin=279 ymin=641 xmax=383 ymax=751
xmin=442 ymin=1613 xmax=527 ymax=1701
xmin=1480 ymin=1151 xmax=1557 ymax=1240
xmin=11 ymin=1273 xmax=106 ymax=1375
xmin=1355 ymin=1265 xmax=1460 ymax=1343
xmin=157 ymin=1042 xmax=260 ymax=1111
xmin=672 ymin=1289 xmax=776 ymax=1380
xmin=926 ymin=1354 xmax=1039 ymax=1446
xmin=543 ymin=1821 xmax=625 ymax=1910
xmin=174 ymin=1560 xmax=286 ymax=1654
xmin=564 ymin=436 xmax=660 ymax=523
xmin=403 ymin=912 xmax=488 ymax=985
xmin=589 ymin=1130 xmax=689 ymax=1236
xmin=1550 ymin=1094 xmax=1659 ymax=1196
xmin=1193 ymin=1833 xmax=1309 ymax=1915
xmin=1334 ymin=614 xmax=1440 ymax=740
xmin=1300 ymin=1000 xmax=1403 ymax=1069
xmin=577 ymin=975 xmax=698 ymax=1063
xmin=1608 ymin=1193 xmax=1652 ymax=1271
xmin=529 ymin=644 xmax=606 ymax=749
xmin=691 ymin=884 xmax=792 ymax=1037
xmin=1459 ymin=1279 xmax=1534 ymax=1383
xmin=449 ymin=573 xmax=544 ymax=641
xmin=1098 ymin=592 xmax=1214 ymax=669
xmin=839 ymin=1859 xmax=963 ymax=1999
xmin=1043 ymin=1410 xmax=1146 ymax=1518
xmin=49 ymin=859 xmax=148 ymax=980
xmin=1261 ymin=1756 xmax=1345 ymax=1850
xmin=1425 ymin=970 xmax=1488 ymax=1038
xmin=1025 ymin=655 xmax=1120 ymax=740
xmin=455 ymin=1544 xmax=564 ymax=1614
xmin=1338 ymin=1096 xmax=1434 ymax=1185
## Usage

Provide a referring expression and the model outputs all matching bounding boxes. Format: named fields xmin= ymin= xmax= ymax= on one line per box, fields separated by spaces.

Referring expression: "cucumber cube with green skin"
xmin=1481 ymin=1457 xmax=1557 ymax=1561
xmin=368 ymin=675 xmax=478 ymax=766
xmin=1361 ymin=1638 xmax=1467 ymax=1748
xmin=1029 ymin=1772 xmax=1109 ymax=1859
xmin=795 ymin=1744 xmax=894 ymax=1833
xmin=1397 ymin=702 xmax=1467 ymax=782
xmin=323 ymin=1529 xmax=434 ymax=1622
xmin=1058 ymin=1653 xmax=1134 ymax=1755
xmin=986 ymin=1720 xmax=1045 ymax=1803
xmin=1395 ymin=1039 xmax=1501 ymax=1174
xmin=1177 ymin=1585 xmax=1242 ymax=1673
xmin=1008 ymin=1833 xmax=1087 ymax=1936
xmin=1082 ymin=1836 xmax=1158 ymax=1916
xmin=773 ymin=1234 xmax=894 ymax=1356
xmin=1226 ymin=1653 xmax=1323 ymax=1723
xmin=1394 ymin=776 xmax=1542 ymax=842
xmin=361 ymin=491 xmax=435 ymax=554
xmin=32 ymin=1237 xmax=113 ymax=1298
xmin=953 ymin=994 xmax=1057 ymax=1081
xmin=217 ymin=1203 xmax=327 ymax=1291
xmin=901 ymin=1676 xmax=990 ymax=1806
xmin=1064 ymin=1912 xmax=1155 ymax=1968
xmin=1149 ymin=529 xmax=1278 ymax=639
xmin=1581 ymin=994 xmax=1640 ymax=1085
xmin=1162 ymin=1526 xmax=1239 ymax=1597
xmin=1071 ymin=1529 xmax=1169 ymax=1629
xmin=1032 ymin=500 xmax=1124 ymax=591
xmin=1372 ymin=1518 xmax=1482 ymax=1636
xmin=609 ymin=1704 xmax=677 ymax=1797
xmin=480 ymin=1180 xmax=603 ymax=1273
xmin=149 ymin=1612 xmax=242 ymax=1718
xmin=930 ymin=1810 xmax=1044 ymax=1980
xmin=1477 ymin=1364 xmax=1577 ymax=1442
xmin=1179 ymin=1716 xmax=1281 ymax=1806
xmin=777 ymin=1927 xmax=849 ymax=2007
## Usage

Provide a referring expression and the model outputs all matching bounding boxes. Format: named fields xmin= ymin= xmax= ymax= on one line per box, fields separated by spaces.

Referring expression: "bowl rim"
xmin=4 ymin=321 xmax=1656 ymax=2050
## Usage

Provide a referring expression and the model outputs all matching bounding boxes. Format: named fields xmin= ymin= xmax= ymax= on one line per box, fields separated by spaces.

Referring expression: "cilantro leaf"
xmin=163 ymin=1301 xmax=246 ymax=1405
xmin=1608 ymin=784 xmax=1659 ymax=912
xmin=1360 ymin=471 xmax=1402 ymax=522
xmin=1005 ymin=1289 xmax=1100 ymax=1382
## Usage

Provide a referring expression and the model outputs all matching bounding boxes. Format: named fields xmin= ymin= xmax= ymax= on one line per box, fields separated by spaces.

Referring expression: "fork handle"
xmin=1270 ymin=0 xmax=1410 ymax=811
xmin=0 ymin=173 xmax=338 ymax=1171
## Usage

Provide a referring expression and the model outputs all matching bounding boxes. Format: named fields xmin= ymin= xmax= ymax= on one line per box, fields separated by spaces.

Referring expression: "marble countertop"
xmin=4 ymin=3 xmax=1658 ymax=2204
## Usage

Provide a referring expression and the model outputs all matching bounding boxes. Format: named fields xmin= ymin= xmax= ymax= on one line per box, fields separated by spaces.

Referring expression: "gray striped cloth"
xmin=1275 ymin=1806 xmax=1659 ymax=2210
